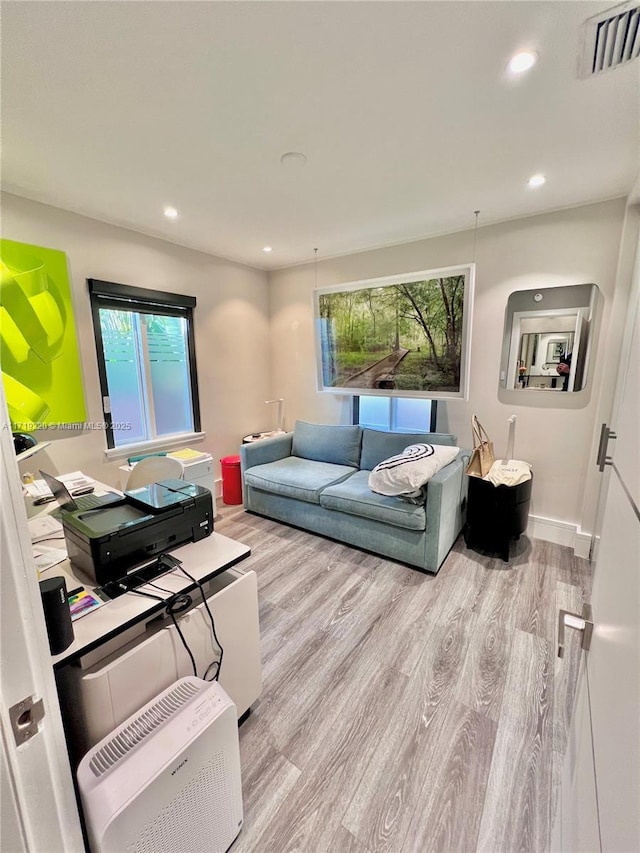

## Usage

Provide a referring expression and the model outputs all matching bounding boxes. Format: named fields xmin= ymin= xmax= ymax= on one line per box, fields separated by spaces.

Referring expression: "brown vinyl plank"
xmin=258 ymin=560 xmax=365 ymax=679
xmin=279 ymin=573 xmax=422 ymax=770
xmin=476 ymin=629 xmax=553 ymax=853
xmin=331 ymin=825 xmax=373 ymax=853
xmin=342 ymin=613 xmax=477 ymax=852
xmin=398 ymin=542 xmax=486 ymax=677
xmin=511 ymin=540 xmax=557 ymax=639
xmin=399 ymin=703 xmax=498 ymax=853
xmin=257 ymin=562 xmax=408 ymax=751
xmin=453 ymin=566 xmax=519 ymax=722
xmin=214 ymin=503 xmax=585 ymax=853
xmin=231 ymin=712 xmax=301 ymax=853
xmin=247 ymin=666 xmax=409 ymax=852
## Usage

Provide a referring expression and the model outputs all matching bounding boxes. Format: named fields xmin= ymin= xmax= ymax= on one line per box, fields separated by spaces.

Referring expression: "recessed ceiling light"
xmin=163 ymin=206 xmax=179 ymax=219
xmin=263 ymin=246 xmax=273 ymax=253
xmin=508 ymin=50 xmax=538 ymax=74
xmin=280 ymin=152 xmax=307 ymax=168
xmin=528 ymin=174 xmax=546 ymax=188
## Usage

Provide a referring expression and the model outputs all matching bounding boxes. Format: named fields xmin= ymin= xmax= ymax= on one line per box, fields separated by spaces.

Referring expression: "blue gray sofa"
xmin=240 ymin=421 xmax=470 ymax=574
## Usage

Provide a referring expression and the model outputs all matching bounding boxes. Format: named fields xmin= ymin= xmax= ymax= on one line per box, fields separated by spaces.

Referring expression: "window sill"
xmin=104 ymin=432 xmax=206 ymax=462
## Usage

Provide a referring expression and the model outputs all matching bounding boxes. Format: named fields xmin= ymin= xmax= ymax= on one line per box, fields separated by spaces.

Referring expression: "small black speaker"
xmin=39 ymin=576 xmax=74 ymax=655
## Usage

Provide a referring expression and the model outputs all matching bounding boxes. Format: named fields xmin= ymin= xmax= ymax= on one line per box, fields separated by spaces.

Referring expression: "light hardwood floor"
xmin=216 ymin=504 xmax=591 ymax=853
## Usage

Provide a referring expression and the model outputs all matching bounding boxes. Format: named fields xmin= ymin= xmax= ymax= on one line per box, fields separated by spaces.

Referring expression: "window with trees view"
xmin=89 ymin=280 xmax=200 ymax=450
xmin=315 ymin=265 xmax=473 ymax=399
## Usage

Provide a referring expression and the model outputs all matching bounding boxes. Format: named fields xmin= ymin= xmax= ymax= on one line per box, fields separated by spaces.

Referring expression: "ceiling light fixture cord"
xmin=472 ymin=210 xmax=480 ymax=264
xmin=314 ymin=248 xmax=318 ymax=289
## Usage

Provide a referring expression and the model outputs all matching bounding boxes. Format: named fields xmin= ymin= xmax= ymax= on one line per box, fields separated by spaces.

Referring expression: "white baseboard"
xmin=574 ymin=529 xmax=592 ymax=560
xmin=529 ymin=514 xmax=592 ymax=559
xmin=210 ymin=481 xmax=593 ymax=556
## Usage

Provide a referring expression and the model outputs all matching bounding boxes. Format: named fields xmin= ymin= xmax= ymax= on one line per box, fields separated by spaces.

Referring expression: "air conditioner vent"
xmin=89 ymin=680 xmax=203 ymax=778
xmin=581 ymin=2 xmax=640 ymax=76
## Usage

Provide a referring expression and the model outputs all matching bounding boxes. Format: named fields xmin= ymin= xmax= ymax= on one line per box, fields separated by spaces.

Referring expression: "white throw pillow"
xmin=368 ymin=443 xmax=460 ymax=497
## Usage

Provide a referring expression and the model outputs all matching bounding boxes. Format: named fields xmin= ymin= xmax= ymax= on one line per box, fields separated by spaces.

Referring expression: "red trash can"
xmin=220 ymin=455 xmax=242 ymax=505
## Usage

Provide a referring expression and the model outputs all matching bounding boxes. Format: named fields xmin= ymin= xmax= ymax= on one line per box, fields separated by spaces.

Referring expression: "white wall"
xmin=268 ymin=198 xmax=628 ymax=544
xmin=2 ymin=193 xmax=271 ymax=488
xmin=4 ymin=193 xmax=632 ymax=544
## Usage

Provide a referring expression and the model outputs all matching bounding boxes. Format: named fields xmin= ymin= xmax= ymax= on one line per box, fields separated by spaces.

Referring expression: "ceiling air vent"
xmin=580 ymin=1 xmax=640 ymax=77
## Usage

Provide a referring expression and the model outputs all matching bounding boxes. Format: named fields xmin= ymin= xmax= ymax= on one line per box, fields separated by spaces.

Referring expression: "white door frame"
xmin=0 ymin=383 xmax=84 ymax=852
xmin=552 ymin=217 xmax=640 ymax=851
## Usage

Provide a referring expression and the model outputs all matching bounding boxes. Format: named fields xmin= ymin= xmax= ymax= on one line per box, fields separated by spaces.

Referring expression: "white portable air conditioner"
xmin=77 ymin=677 xmax=243 ymax=853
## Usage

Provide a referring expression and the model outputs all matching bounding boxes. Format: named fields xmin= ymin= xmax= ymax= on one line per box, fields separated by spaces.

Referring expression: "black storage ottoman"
xmin=464 ymin=474 xmax=533 ymax=562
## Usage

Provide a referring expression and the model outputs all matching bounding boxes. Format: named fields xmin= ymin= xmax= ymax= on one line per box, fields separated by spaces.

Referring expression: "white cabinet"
xmin=119 ymin=455 xmax=215 ymax=493
xmin=62 ymin=569 xmax=261 ymax=759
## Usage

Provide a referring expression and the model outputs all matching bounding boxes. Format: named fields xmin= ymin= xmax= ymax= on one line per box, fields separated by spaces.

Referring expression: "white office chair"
xmin=125 ymin=455 xmax=184 ymax=490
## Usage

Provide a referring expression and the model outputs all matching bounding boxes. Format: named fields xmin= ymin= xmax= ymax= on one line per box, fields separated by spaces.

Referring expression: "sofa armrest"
xmin=427 ymin=446 xmax=470 ymax=485
xmin=423 ymin=448 xmax=471 ymax=570
xmin=240 ymin=432 xmax=293 ymax=472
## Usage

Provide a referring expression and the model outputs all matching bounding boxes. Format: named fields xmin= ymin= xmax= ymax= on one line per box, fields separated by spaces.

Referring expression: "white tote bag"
xmin=484 ymin=415 xmax=532 ymax=486
xmin=485 ymin=458 xmax=532 ymax=487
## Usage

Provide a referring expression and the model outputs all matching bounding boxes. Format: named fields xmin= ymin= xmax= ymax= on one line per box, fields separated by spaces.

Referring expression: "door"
xmin=553 ymin=246 xmax=639 ymax=851
xmin=0 ymin=383 xmax=84 ymax=852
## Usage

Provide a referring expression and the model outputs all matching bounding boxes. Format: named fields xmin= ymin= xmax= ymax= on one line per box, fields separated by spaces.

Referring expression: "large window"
xmin=89 ymin=280 xmax=201 ymax=451
xmin=353 ymin=396 xmax=437 ymax=432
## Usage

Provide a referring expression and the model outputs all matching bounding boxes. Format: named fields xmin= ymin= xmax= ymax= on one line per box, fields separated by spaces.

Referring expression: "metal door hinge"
xmin=9 ymin=696 xmax=45 ymax=746
xmin=558 ymin=603 xmax=594 ymax=658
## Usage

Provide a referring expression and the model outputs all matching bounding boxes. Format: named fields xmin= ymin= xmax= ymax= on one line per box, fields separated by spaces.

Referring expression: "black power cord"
xmin=123 ymin=581 xmax=198 ymax=678
xmin=174 ymin=564 xmax=224 ymax=682
xmin=123 ymin=556 xmax=224 ymax=682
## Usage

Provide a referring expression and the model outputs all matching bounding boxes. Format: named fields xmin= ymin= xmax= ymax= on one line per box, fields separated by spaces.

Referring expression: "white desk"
xmin=29 ymin=479 xmax=249 ymax=668
xmin=31 ymin=482 xmax=259 ymax=765
xmin=50 ymin=532 xmax=251 ymax=668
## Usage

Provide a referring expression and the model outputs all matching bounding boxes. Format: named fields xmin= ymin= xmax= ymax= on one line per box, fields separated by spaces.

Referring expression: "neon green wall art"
xmin=0 ymin=239 xmax=86 ymax=429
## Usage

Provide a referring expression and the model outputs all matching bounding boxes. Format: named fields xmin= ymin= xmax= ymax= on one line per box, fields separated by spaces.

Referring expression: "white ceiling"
xmin=2 ymin=1 xmax=639 ymax=270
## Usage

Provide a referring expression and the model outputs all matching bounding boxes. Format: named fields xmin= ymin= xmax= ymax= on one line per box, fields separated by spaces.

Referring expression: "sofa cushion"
xmin=360 ymin=428 xmax=458 ymax=472
xmin=320 ymin=470 xmax=426 ymax=531
xmin=368 ymin=443 xmax=460 ymax=497
xmin=292 ymin=421 xmax=362 ymax=468
xmin=244 ymin=457 xmax=356 ymax=505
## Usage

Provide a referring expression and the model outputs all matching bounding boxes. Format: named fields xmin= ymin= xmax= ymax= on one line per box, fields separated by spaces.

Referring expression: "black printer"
xmin=61 ymin=479 xmax=213 ymax=585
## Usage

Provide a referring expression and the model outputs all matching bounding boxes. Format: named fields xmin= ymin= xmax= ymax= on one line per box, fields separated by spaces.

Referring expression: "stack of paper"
xmin=168 ymin=448 xmax=210 ymax=461
xmin=24 ymin=480 xmax=54 ymax=499
xmin=28 ymin=515 xmax=63 ymax=543
xmin=59 ymin=471 xmax=95 ymax=491
xmin=33 ymin=545 xmax=67 ymax=573
xmin=25 ymin=470 xmax=95 ymax=499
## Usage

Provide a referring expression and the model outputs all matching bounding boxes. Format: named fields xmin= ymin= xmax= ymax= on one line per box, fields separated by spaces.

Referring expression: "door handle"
xmin=596 ymin=423 xmax=617 ymax=472
xmin=558 ymin=603 xmax=594 ymax=657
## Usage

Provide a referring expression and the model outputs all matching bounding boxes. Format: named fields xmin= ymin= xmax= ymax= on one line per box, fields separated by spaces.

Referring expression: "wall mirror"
xmin=500 ymin=283 xmax=600 ymax=393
